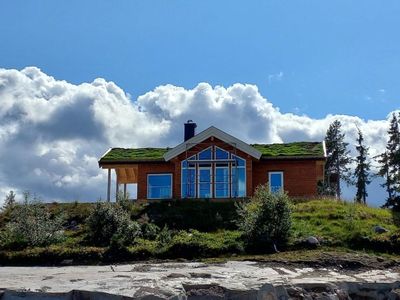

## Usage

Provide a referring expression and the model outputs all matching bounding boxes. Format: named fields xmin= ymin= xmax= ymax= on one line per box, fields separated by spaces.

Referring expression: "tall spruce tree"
xmin=379 ymin=113 xmax=400 ymax=209
xmin=324 ymin=120 xmax=352 ymax=198
xmin=353 ymin=128 xmax=371 ymax=204
xmin=2 ymin=190 xmax=16 ymax=211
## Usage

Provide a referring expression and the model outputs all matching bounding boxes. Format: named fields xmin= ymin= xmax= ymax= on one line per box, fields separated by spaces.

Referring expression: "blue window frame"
xmin=147 ymin=174 xmax=172 ymax=199
xmin=269 ymin=172 xmax=284 ymax=193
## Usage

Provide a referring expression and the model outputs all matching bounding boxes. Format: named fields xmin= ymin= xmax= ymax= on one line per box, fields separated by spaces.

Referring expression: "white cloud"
xmin=0 ymin=67 xmax=396 ymax=205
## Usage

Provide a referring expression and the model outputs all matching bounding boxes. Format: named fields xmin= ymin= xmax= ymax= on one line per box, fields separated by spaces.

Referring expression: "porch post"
xmin=107 ymin=169 xmax=111 ymax=202
xmin=124 ymin=184 xmax=127 ymax=198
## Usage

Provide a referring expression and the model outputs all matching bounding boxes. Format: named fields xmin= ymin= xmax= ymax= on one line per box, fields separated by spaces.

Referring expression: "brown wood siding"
xmin=137 ymin=162 xmax=175 ymax=199
xmin=252 ymin=160 xmax=320 ymax=197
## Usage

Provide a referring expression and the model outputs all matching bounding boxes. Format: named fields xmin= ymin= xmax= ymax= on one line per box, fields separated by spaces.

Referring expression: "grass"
xmin=252 ymin=142 xmax=324 ymax=157
xmin=291 ymin=199 xmax=399 ymax=248
xmin=99 ymin=147 xmax=169 ymax=162
xmin=98 ymin=142 xmax=325 ymax=162
xmin=0 ymin=199 xmax=399 ymax=265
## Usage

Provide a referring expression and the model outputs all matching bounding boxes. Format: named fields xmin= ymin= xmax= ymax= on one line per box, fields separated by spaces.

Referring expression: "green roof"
xmin=99 ymin=142 xmax=324 ymax=164
xmin=251 ymin=142 xmax=325 ymax=158
xmin=99 ymin=148 xmax=169 ymax=163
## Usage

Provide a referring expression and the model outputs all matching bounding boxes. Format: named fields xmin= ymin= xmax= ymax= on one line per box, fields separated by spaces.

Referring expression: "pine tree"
xmin=353 ymin=128 xmax=371 ymax=204
xmin=324 ymin=120 xmax=352 ymax=199
xmin=2 ymin=190 xmax=16 ymax=211
xmin=379 ymin=113 xmax=400 ymax=209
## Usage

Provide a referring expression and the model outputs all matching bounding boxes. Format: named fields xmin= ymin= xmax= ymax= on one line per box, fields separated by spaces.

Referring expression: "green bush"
xmin=86 ymin=202 xmax=141 ymax=246
xmin=156 ymin=225 xmax=173 ymax=246
xmin=0 ymin=196 xmax=64 ymax=249
xmin=236 ymin=185 xmax=292 ymax=252
xmin=158 ymin=230 xmax=243 ymax=259
xmin=0 ymin=246 xmax=104 ymax=265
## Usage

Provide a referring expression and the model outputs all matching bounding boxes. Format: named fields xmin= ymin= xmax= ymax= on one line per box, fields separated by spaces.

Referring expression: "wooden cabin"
xmin=98 ymin=121 xmax=326 ymax=201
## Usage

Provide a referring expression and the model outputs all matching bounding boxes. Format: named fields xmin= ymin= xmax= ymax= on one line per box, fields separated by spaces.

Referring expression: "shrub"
xmin=141 ymin=222 xmax=160 ymax=240
xmin=236 ymin=185 xmax=292 ymax=252
xmin=0 ymin=195 xmax=64 ymax=249
xmin=86 ymin=202 xmax=141 ymax=246
xmin=159 ymin=230 xmax=243 ymax=259
xmin=156 ymin=225 xmax=173 ymax=246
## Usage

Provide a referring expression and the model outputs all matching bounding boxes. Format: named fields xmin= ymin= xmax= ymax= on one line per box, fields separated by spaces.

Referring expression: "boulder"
xmin=305 ymin=236 xmax=319 ymax=246
xmin=374 ymin=225 xmax=389 ymax=234
xmin=257 ymin=283 xmax=277 ymax=300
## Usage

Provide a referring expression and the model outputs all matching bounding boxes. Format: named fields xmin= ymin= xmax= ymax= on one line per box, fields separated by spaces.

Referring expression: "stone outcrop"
xmin=2 ymin=282 xmax=400 ymax=300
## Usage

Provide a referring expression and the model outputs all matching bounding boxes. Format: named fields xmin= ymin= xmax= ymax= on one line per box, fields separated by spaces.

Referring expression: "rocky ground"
xmin=1 ymin=254 xmax=400 ymax=299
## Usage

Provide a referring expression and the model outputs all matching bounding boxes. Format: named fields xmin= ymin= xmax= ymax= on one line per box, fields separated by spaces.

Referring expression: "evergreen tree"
xmin=324 ymin=120 xmax=352 ymax=199
xmin=379 ymin=113 xmax=400 ymax=209
xmin=2 ymin=190 xmax=16 ymax=211
xmin=353 ymin=128 xmax=371 ymax=204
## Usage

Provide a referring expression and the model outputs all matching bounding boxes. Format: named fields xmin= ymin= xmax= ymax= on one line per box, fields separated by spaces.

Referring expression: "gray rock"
xmin=257 ymin=283 xmax=277 ymax=300
xmin=305 ymin=236 xmax=319 ymax=245
xmin=60 ymin=259 xmax=73 ymax=266
xmin=374 ymin=225 xmax=389 ymax=234
xmin=274 ymin=285 xmax=289 ymax=300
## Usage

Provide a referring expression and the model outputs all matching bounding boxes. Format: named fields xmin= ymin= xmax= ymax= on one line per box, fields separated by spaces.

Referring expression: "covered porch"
xmin=100 ymin=164 xmax=138 ymax=201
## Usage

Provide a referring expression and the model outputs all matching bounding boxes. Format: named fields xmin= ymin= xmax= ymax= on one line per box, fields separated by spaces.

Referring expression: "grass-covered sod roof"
xmin=99 ymin=148 xmax=169 ymax=163
xmin=99 ymin=142 xmax=324 ymax=163
xmin=252 ymin=142 xmax=325 ymax=158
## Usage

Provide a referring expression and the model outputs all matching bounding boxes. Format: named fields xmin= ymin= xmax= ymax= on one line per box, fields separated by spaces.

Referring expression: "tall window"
xmin=215 ymin=163 xmax=229 ymax=197
xmin=147 ymin=174 xmax=172 ymax=199
xmin=181 ymin=146 xmax=246 ymax=198
xmin=231 ymin=155 xmax=246 ymax=197
xmin=182 ymin=156 xmax=196 ymax=198
xmin=268 ymin=171 xmax=284 ymax=193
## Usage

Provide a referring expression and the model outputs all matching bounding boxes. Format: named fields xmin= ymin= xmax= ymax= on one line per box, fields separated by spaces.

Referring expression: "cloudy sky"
xmin=0 ymin=1 xmax=400 ymax=206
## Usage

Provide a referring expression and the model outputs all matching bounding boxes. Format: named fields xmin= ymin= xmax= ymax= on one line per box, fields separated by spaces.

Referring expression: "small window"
xmin=268 ymin=172 xmax=284 ymax=193
xmin=147 ymin=174 xmax=172 ymax=199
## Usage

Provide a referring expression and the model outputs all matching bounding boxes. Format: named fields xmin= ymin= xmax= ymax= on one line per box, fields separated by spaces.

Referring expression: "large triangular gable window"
xmin=181 ymin=146 xmax=246 ymax=199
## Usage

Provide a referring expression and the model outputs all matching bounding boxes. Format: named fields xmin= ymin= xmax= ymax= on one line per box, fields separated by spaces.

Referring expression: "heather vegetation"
xmin=0 ymin=189 xmax=399 ymax=265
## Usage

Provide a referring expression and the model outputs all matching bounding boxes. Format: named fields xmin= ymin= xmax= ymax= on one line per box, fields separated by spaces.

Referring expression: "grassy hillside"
xmin=291 ymin=200 xmax=399 ymax=250
xmin=0 ymin=199 xmax=399 ymax=265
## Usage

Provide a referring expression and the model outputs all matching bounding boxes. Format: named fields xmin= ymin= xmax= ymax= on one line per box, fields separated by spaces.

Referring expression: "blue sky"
xmin=0 ymin=1 xmax=399 ymax=206
xmin=1 ymin=1 xmax=399 ymax=119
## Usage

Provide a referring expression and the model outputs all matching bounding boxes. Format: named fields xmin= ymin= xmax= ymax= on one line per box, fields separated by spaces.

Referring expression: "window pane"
xmin=232 ymin=168 xmax=246 ymax=197
xmin=232 ymin=155 xmax=245 ymax=167
xmin=215 ymin=167 xmax=229 ymax=198
xmin=182 ymin=168 xmax=195 ymax=198
xmin=216 ymin=148 xmax=229 ymax=160
xmin=148 ymin=175 xmax=172 ymax=199
xmin=199 ymin=148 xmax=212 ymax=160
xmin=270 ymin=173 xmax=283 ymax=193
xmin=198 ymin=168 xmax=211 ymax=198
